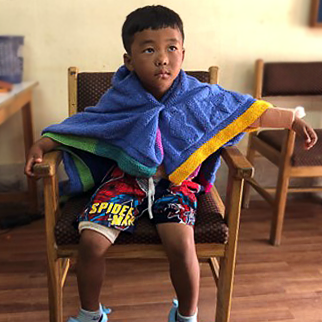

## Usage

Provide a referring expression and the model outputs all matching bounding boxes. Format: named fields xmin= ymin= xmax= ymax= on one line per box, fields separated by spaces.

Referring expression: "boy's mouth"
xmin=155 ymin=70 xmax=170 ymax=78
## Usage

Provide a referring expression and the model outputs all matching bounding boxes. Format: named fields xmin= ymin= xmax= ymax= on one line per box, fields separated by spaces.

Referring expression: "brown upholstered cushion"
xmin=55 ymin=192 xmax=228 ymax=246
xmin=77 ymin=71 xmax=210 ymax=113
xmin=258 ymin=129 xmax=322 ymax=166
xmin=262 ymin=62 xmax=322 ymax=96
xmin=77 ymin=72 xmax=114 ymax=112
xmin=186 ymin=71 xmax=210 ymax=83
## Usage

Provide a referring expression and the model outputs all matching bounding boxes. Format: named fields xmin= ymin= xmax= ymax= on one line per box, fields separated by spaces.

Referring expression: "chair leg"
xmin=208 ymin=257 xmax=219 ymax=287
xmin=47 ymin=256 xmax=64 ymax=322
xmin=270 ymin=171 xmax=290 ymax=246
xmin=242 ymin=144 xmax=255 ymax=209
xmin=214 ymin=255 xmax=235 ymax=322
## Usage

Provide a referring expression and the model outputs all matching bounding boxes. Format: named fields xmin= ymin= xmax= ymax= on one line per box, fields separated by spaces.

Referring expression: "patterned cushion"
xmin=77 ymin=71 xmax=210 ymax=112
xmin=55 ymin=191 xmax=229 ymax=246
xmin=262 ymin=62 xmax=322 ymax=96
xmin=258 ymin=129 xmax=322 ymax=166
xmin=77 ymin=73 xmax=114 ymax=112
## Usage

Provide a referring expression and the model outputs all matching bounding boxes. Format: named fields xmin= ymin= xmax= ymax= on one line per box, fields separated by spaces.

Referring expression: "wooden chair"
xmin=243 ymin=59 xmax=322 ymax=246
xmin=33 ymin=66 xmax=254 ymax=322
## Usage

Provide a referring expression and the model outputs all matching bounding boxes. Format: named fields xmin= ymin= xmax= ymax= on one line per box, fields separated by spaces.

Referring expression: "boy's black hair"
xmin=122 ymin=5 xmax=184 ymax=53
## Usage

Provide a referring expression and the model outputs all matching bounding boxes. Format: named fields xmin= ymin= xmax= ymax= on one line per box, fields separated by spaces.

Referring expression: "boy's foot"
xmin=168 ymin=299 xmax=198 ymax=322
xmin=67 ymin=306 xmax=112 ymax=322
xmin=168 ymin=299 xmax=179 ymax=322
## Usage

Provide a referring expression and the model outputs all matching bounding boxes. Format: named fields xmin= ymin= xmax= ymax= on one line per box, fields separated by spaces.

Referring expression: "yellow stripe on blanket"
xmin=169 ymin=100 xmax=272 ymax=185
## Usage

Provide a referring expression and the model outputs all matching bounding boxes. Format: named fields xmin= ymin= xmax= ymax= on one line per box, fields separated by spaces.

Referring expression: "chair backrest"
xmin=68 ymin=67 xmax=219 ymax=115
xmin=255 ymin=59 xmax=322 ymax=99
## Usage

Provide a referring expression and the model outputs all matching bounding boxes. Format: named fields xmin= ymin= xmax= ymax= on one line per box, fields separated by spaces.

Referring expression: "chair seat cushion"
xmin=258 ymin=129 xmax=322 ymax=166
xmin=55 ymin=192 xmax=229 ymax=246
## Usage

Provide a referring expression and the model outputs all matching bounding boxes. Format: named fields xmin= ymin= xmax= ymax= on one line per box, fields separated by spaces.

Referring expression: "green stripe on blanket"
xmin=57 ymin=146 xmax=95 ymax=192
xmin=43 ymin=132 xmax=157 ymax=177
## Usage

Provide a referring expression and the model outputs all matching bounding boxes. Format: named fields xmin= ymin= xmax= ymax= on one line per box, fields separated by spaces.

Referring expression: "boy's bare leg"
xmin=157 ymin=223 xmax=199 ymax=317
xmin=77 ymin=229 xmax=112 ymax=311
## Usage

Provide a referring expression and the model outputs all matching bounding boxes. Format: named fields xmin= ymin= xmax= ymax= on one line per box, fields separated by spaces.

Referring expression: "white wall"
xmin=0 ymin=0 xmax=321 ymax=190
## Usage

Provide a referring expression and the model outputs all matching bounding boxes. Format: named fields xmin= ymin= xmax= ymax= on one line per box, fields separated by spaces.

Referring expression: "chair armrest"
xmin=34 ymin=151 xmax=63 ymax=250
xmin=221 ymin=146 xmax=254 ymax=179
xmin=33 ymin=151 xmax=62 ymax=177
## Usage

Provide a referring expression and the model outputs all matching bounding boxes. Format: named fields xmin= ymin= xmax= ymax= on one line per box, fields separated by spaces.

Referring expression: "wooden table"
xmin=0 ymin=81 xmax=38 ymax=213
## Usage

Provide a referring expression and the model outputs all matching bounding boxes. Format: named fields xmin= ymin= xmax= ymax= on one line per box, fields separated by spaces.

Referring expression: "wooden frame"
xmin=34 ymin=66 xmax=254 ymax=322
xmin=0 ymin=82 xmax=38 ymax=213
xmin=243 ymin=59 xmax=322 ymax=246
xmin=310 ymin=0 xmax=322 ymax=27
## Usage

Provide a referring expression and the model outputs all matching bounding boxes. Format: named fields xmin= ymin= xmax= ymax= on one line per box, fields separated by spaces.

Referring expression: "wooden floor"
xmin=0 ymin=198 xmax=322 ymax=322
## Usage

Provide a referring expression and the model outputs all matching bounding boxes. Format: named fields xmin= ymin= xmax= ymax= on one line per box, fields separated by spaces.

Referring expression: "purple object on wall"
xmin=0 ymin=36 xmax=24 ymax=83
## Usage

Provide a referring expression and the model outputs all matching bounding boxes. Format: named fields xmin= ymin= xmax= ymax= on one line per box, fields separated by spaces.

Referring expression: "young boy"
xmin=25 ymin=5 xmax=317 ymax=322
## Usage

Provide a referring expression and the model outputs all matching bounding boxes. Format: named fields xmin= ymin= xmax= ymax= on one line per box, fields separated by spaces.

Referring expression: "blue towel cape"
xmin=43 ymin=66 xmax=270 ymax=194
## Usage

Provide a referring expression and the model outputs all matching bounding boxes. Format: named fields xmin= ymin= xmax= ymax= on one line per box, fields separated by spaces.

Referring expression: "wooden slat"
xmin=290 ymin=166 xmax=322 ymax=177
xmin=215 ymin=172 xmax=244 ymax=322
xmin=265 ymin=186 xmax=322 ymax=193
xmin=270 ymin=130 xmax=295 ymax=246
xmin=254 ymin=59 xmax=264 ymax=99
xmin=0 ymin=90 xmax=32 ymax=125
xmin=208 ymin=257 xmax=220 ymax=286
xmin=221 ymin=146 xmax=254 ymax=179
xmin=60 ymin=259 xmax=70 ymax=288
xmin=43 ymin=175 xmax=63 ymax=322
xmin=209 ymin=66 xmax=219 ymax=84
xmin=33 ymin=151 xmax=62 ymax=177
xmin=68 ymin=67 xmax=78 ymax=116
xmin=242 ymin=132 xmax=258 ymax=209
xmin=56 ymin=243 xmax=226 ymax=260
xmin=250 ymin=135 xmax=281 ymax=166
xmin=245 ymin=178 xmax=275 ymax=206
xmin=210 ymin=187 xmax=225 ymax=215
xmin=22 ymin=101 xmax=38 ymax=213
xmin=0 ymin=83 xmax=38 ymax=214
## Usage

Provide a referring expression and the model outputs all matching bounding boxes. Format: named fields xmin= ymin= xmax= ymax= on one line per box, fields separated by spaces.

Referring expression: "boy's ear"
xmin=123 ymin=53 xmax=134 ymax=71
xmin=182 ymin=48 xmax=185 ymax=62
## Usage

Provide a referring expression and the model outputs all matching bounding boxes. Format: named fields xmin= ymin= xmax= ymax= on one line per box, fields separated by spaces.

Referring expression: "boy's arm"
xmin=24 ymin=137 xmax=61 ymax=177
xmin=248 ymin=107 xmax=318 ymax=150
xmin=291 ymin=116 xmax=317 ymax=150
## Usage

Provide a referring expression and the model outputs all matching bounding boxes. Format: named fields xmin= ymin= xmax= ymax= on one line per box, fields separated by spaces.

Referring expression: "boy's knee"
xmin=166 ymin=234 xmax=196 ymax=263
xmin=79 ymin=229 xmax=112 ymax=260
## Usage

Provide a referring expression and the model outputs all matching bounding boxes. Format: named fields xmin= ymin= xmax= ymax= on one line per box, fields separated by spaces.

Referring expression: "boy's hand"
xmin=291 ymin=117 xmax=318 ymax=150
xmin=24 ymin=144 xmax=45 ymax=177
xmin=24 ymin=137 xmax=60 ymax=177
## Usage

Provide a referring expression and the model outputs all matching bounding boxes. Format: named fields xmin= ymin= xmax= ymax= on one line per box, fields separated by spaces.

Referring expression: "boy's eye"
xmin=143 ymin=48 xmax=154 ymax=53
xmin=168 ymin=46 xmax=178 ymax=52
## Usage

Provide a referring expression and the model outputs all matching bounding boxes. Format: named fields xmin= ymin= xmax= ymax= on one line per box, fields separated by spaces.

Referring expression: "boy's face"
xmin=124 ymin=27 xmax=185 ymax=100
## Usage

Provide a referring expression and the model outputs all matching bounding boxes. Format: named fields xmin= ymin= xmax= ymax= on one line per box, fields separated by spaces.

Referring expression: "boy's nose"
xmin=155 ymin=53 xmax=168 ymax=66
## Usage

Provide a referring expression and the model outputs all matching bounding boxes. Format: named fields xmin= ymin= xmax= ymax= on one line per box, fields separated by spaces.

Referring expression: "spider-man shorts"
xmin=79 ymin=166 xmax=202 ymax=243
